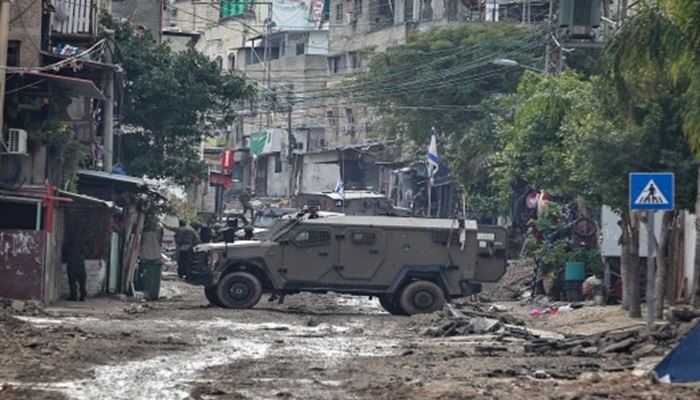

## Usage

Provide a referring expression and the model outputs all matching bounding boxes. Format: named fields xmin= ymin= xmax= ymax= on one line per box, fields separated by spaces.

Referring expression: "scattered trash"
xmin=528 ymin=303 xmax=580 ymax=317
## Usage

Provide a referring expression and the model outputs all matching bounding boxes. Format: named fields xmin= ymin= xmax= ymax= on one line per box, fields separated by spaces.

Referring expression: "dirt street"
xmin=2 ymin=273 xmax=700 ymax=400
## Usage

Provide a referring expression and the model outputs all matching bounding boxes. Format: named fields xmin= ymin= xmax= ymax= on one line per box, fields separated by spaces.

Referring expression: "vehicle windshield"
xmin=257 ymin=216 xmax=303 ymax=241
xmin=252 ymin=214 xmax=280 ymax=228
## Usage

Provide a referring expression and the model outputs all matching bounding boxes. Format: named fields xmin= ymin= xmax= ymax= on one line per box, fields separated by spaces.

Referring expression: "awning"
xmin=57 ymin=190 xmax=120 ymax=211
xmin=22 ymin=71 xmax=106 ymax=101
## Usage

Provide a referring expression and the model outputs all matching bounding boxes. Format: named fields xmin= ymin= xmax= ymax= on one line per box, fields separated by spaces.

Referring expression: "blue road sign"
xmin=629 ymin=173 xmax=674 ymax=211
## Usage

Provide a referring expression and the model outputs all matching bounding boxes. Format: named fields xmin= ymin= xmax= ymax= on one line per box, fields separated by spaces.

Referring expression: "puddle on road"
xmin=15 ymin=314 xmax=398 ymax=400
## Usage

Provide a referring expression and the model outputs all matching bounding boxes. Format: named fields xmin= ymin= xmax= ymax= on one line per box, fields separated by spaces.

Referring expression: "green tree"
xmin=344 ymin=23 xmax=545 ymax=143
xmin=101 ymin=16 xmax=256 ymax=185
xmin=605 ymin=0 xmax=700 ymax=307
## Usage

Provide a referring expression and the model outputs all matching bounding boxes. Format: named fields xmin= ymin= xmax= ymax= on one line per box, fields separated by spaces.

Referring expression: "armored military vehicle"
xmin=186 ymin=214 xmax=507 ymax=315
xmin=294 ymin=190 xmax=412 ymax=217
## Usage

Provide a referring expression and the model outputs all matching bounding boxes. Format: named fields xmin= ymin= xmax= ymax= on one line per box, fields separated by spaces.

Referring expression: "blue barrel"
xmin=565 ymin=262 xmax=586 ymax=281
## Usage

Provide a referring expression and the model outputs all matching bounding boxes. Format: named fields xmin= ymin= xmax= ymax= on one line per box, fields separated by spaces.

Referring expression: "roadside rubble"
xmin=481 ymin=260 xmax=534 ymax=301
xmin=423 ymin=304 xmax=532 ymax=339
xmin=0 ymin=298 xmax=45 ymax=316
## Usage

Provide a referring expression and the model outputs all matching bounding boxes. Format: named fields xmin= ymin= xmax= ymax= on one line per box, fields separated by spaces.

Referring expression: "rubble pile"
xmin=524 ymin=318 xmax=697 ymax=359
xmin=482 ymin=259 xmax=534 ymax=301
xmin=0 ymin=298 xmax=45 ymax=316
xmin=424 ymin=304 xmax=532 ymax=339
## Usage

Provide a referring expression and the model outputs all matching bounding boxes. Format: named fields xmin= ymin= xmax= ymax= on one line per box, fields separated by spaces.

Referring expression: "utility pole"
xmin=263 ymin=4 xmax=273 ymax=128
xmin=286 ymin=90 xmax=294 ymax=197
xmin=103 ymin=30 xmax=115 ymax=172
xmin=544 ymin=0 xmax=562 ymax=76
xmin=0 ymin=0 xmax=13 ymax=136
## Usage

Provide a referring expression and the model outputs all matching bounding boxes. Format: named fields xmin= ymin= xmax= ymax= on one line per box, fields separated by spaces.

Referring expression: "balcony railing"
xmin=52 ymin=0 xmax=98 ymax=36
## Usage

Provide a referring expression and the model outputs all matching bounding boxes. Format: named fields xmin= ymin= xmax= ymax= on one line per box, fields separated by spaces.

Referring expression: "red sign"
xmin=221 ymin=149 xmax=234 ymax=169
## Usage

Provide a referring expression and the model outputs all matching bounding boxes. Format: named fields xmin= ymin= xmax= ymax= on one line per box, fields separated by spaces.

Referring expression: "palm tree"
xmin=605 ymin=0 xmax=700 ymax=307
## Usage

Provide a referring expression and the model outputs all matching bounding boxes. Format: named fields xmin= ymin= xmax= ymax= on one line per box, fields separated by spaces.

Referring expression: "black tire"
xmin=204 ymin=286 xmax=223 ymax=307
xmin=216 ymin=272 xmax=263 ymax=309
xmin=399 ymin=280 xmax=446 ymax=315
xmin=379 ymin=295 xmax=408 ymax=316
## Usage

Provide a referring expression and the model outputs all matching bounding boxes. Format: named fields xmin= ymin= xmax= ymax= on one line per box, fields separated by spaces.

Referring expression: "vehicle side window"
xmin=432 ymin=230 xmax=460 ymax=244
xmin=351 ymin=231 xmax=376 ymax=245
xmin=377 ymin=199 xmax=391 ymax=210
xmin=334 ymin=200 xmax=344 ymax=207
xmin=292 ymin=229 xmax=332 ymax=247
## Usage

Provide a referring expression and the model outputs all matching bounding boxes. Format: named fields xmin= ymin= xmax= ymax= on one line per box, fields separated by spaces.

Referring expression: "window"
xmin=296 ymin=42 xmax=305 ymax=55
xmin=274 ymin=153 xmax=282 ymax=173
xmin=354 ymin=0 xmax=363 ymax=15
xmin=335 ymin=4 xmax=343 ymax=22
xmin=351 ymin=231 xmax=376 ymax=245
xmin=326 ymin=110 xmax=337 ymax=127
xmin=293 ymin=230 xmax=331 ymax=247
xmin=228 ymin=53 xmax=236 ymax=70
xmin=214 ymin=55 xmax=223 ymax=69
xmin=7 ymin=41 xmax=19 ymax=67
xmin=345 ymin=108 xmax=355 ymax=124
xmin=328 ymin=56 xmax=341 ymax=74
xmin=348 ymin=52 xmax=361 ymax=69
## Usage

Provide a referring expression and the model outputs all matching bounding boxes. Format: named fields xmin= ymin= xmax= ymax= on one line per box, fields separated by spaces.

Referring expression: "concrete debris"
xmin=0 ymin=298 xmax=44 ymax=316
xmin=523 ymin=322 xmax=687 ymax=359
xmin=424 ymin=307 xmax=532 ymax=339
xmin=124 ymin=304 xmax=150 ymax=314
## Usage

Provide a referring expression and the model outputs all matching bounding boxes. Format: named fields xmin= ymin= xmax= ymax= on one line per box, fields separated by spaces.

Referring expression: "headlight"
xmin=210 ymin=252 xmax=220 ymax=265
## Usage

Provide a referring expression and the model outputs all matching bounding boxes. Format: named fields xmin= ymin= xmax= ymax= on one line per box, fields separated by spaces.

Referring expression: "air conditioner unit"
xmin=1 ymin=128 xmax=28 ymax=155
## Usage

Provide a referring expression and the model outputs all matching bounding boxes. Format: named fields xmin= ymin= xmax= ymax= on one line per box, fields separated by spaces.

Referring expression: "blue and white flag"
xmin=427 ymin=127 xmax=439 ymax=185
xmin=334 ymin=177 xmax=345 ymax=198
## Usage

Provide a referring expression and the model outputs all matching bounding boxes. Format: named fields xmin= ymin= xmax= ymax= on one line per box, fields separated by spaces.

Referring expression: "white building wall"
xmin=601 ymin=205 xmax=695 ymax=292
xmin=301 ymin=162 xmax=340 ymax=193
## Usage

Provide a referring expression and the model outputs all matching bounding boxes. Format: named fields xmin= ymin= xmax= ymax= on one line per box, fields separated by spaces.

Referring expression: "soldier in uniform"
xmin=162 ymin=219 xmax=201 ymax=278
xmin=239 ymin=187 xmax=255 ymax=221
xmin=62 ymin=231 xmax=87 ymax=302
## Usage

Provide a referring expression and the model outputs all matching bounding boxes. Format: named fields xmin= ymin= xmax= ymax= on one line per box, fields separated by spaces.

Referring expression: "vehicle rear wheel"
xmin=204 ymin=286 xmax=222 ymax=307
xmin=399 ymin=281 xmax=446 ymax=315
xmin=216 ymin=272 xmax=263 ymax=309
xmin=379 ymin=295 xmax=408 ymax=316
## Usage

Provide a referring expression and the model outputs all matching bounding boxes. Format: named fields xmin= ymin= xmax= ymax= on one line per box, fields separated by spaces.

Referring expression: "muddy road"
xmin=2 ymin=274 xmax=700 ymax=400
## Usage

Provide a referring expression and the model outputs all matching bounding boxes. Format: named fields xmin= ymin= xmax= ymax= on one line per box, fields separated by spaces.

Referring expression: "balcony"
xmin=51 ymin=0 xmax=99 ymax=40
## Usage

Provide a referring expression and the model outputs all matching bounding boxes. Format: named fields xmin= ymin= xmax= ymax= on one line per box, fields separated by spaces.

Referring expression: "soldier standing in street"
xmin=62 ymin=231 xmax=87 ymax=302
xmin=162 ymin=219 xmax=200 ymax=278
xmin=239 ymin=187 xmax=255 ymax=221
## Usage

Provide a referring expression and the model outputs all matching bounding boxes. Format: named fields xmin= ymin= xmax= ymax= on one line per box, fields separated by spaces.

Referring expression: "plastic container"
xmin=135 ymin=261 xmax=163 ymax=301
xmin=565 ymin=262 xmax=586 ymax=281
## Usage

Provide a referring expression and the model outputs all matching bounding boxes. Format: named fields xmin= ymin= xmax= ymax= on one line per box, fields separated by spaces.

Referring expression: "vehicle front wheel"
xmin=399 ymin=281 xmax=446 ymax=315
xmin=216 ymin=272 xmax=263 ymax=309
xmin=204 ymin=286 xmax=223 ymax=307
xmin=378 ymin=295 xmax=408 ymax=316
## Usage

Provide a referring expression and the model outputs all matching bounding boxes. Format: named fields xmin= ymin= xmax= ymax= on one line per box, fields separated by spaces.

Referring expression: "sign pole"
xmin=646 ymin=210 xmax=655 ymax=330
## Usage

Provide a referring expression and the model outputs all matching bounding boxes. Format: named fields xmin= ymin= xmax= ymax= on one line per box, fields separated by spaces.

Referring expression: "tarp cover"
xmin=653 ymin=323 xmax=700 ymax=383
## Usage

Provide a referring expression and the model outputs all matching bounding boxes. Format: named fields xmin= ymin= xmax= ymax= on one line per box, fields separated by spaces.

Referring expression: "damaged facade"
xmin=0 ymin=0 xmax=162 ymax=303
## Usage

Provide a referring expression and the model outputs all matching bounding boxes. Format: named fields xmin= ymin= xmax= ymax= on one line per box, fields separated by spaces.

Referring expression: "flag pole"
xmin=427 ymin=179 xmax=432 ymax=218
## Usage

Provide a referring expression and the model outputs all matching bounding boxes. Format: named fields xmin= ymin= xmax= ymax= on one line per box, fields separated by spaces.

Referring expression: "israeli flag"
xmin=427 ymin=127 xmax=439 ymax=185
xmin=334 ymin=177 xmax=345 ymax=198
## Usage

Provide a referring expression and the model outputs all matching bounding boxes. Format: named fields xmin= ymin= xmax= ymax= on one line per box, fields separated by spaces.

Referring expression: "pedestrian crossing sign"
xmin=629 ymin=173 xmax=674 ymax=211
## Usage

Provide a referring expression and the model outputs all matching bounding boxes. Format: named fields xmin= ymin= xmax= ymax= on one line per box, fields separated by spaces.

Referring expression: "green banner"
xmin=249 ymin=130 xmax=269 ymax=157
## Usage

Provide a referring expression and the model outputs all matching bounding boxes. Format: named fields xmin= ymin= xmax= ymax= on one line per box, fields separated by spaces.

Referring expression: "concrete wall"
xmin=166 ymin=0 xmax=220 ymax=32
xmin=8 ymin=0 xmax=43 ymax=69
xmin=301 ymin=161 xmax=340 ymax=193
xmin=112 ymin=0 xmax=163 ymax=39
xmin=59 ymin=260 xmax=107 ymax=298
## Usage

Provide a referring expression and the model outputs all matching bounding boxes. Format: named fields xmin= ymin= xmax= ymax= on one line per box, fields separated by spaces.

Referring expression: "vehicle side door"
xmin=336 ymin=229 xmax=386 ymax=280
xmin=280 ymin=226 xmax=335 ymax=282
